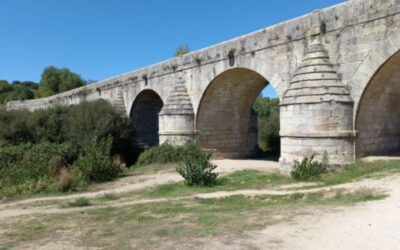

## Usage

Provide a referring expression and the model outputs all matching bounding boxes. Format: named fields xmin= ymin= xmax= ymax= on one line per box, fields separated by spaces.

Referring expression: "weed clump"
xmin=291 ymin=155 xmax=327 ymax=181
xmin=66 ymin=197 xmax=91 ymax=207
xmin=176 ymin=144 xmax=218 ymax=186
xmin=136 ymin=143 xmax=218 ymax=186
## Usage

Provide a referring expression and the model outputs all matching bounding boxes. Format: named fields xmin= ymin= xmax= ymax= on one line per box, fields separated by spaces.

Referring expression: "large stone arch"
xmin=196 ymin=67 xmax=272 ymax=158
xmin=129 ymin=89 xmax=164 ymax=148
xmin=190 ymin=58 xmax=289 ymax=116
xmin=355 ymin=48 xmax=400 ymax=157
xmin=348 ymin=31 xmax=400 ymax=116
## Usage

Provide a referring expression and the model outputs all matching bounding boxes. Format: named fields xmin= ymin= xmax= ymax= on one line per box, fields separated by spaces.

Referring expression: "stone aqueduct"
xmin=8 ymin=0 xmax=400 ymax=173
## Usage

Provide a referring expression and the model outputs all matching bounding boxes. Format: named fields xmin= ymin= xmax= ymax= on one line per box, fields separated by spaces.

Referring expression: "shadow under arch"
xmin=130 ymin=89 xmax=164 ymax=149
xmin=196 ymin=67 xmax=274 ymax=158
xmin=355 ymin=49 xmax=400 ymax=157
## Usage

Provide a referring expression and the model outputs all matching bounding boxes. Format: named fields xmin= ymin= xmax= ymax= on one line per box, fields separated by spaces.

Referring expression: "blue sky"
xmin=0 ymin=0 xmax=345 ymax=97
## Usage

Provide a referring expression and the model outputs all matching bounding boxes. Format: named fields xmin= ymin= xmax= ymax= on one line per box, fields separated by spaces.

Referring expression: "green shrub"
xmin=136 ymin=143 xmax=206 ymax=166
xmin=0 ymin=100 xmax=134 ymax=197
xmin=0 ymin=100 xmax=130 ymax=152
xmin=291 ymin=155 xmax=327 ymax=181
xmin=63 ymin=100 xmax=130 ymax=148
xmin=0 ymin=142 xmax=77 ymax=197
xmin=0 ymin=107 xmax=36 ymax=144
xmin=0 ymin=142 xmax=76 ymax=185
xmin=176 ymin=148 xmax=218 ymax=186
xmin=74 ymin=136 xmax=121 ymax=182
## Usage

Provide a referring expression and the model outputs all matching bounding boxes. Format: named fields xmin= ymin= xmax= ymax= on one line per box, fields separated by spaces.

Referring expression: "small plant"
xmin=194 ymin=57 xmax=203 ymax=66
xmin=174 ymin=45 xmax=190 ymax=57
xmin=291 ymin=155 xmax=327 ymax=181
xmin=176 ymin=149 xmax=218 ymax=186
xmin=77 ymin=87 xmax=89 ymax=97
xmin=58 ymin=167 xmax=86 ymax=192
xmin=66 ymin=197 xmax=91 ymax=207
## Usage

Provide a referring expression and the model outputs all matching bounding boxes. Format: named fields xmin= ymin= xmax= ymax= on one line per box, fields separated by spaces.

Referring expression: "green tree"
xmin=5 ymin=85 xmax=34 ymax=102
xmin=38 ymin=66 xmax=86 ymax=97
xmin=0 ymin=80 xmax=11 ymax=93
xmin=174 ymin=45 xmax=190 ymax=57
xmin=253 ymin=96 xmax=280 ymax=153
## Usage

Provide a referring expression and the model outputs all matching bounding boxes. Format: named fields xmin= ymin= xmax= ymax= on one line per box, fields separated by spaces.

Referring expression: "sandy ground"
xmin=243 ymin=176 xmax=400 ymax=250
xmin=362 ymin=155 xmax=400 ymax=162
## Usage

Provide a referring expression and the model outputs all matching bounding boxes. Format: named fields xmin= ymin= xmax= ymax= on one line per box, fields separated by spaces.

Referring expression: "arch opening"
xmin=196 ymin=68 xmax=279 ymax=159
xmin=130 ymin=89 xmax=163 ymax=149
xmin=356 ymin=50 xmax=400 ymax=158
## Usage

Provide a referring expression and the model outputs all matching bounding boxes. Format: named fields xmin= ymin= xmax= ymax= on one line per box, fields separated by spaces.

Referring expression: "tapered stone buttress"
xmin=279 ymin=36 xmax=356 ymax=174
xmin=158 ymin=74 xmax=195 ymax=145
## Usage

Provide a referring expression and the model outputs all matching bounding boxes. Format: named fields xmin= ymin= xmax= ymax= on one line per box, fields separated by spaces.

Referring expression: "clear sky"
xmin=0 ymin=0 xmax=345 ymax=97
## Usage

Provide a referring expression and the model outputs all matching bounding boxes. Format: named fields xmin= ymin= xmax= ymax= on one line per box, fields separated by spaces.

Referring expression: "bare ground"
xmin=243 ymin=175 xmax=400 ymax=250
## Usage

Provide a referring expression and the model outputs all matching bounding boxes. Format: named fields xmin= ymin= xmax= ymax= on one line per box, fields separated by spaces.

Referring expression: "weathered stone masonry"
xmin=7 ymin=0 xmax=400 ymax=173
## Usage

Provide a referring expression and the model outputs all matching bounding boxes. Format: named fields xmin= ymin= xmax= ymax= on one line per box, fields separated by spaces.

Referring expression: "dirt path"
xmin=0 ymin=170 xmax=389 ymax=220
xmin=243 ymin=175 xmax=400 ymax=250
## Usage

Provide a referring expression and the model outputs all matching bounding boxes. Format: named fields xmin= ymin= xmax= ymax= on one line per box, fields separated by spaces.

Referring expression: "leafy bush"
xmin=291 ymin=155 xmax=327 ymax=181
xmin=0 ymin=100 xmax=130 ymax=147
xmin=0 ymin=142 xmax=76 ymax=185
xmin=63 ymin=100 xmax=129 ymax=147
xmin=0 ymin=100 xmax=134 ymax=197
xmin=0 ymin=107 xmax=37 ymax=144
xmin=136 ymin=143 xmax=205 ymax=166
xmin=176 ymin=145 xmax=218 ymax=186
xmin=74 ymin=136 xmax=121 ymax=182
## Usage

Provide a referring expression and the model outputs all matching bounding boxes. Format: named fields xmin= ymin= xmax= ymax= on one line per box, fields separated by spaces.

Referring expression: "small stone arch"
xmin=129 ymin=89 xmax=164 ymax=148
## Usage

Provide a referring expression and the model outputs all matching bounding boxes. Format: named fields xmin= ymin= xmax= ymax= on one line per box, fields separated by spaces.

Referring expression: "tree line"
xmin=0 ymin=66 xmax=86 ymax=104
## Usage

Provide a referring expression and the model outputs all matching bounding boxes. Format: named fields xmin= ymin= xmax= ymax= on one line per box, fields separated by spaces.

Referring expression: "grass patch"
xmin=100 ymin=193 xmax=120 ymax=201
xmin=320 ymin=160 xmax=400 ymax=186
xmin=1 ymin=185 xmax=387 ymax=249
xmin=124 ymin=163 xmax=176 ymax=176
xmin=63 ymin=197 xmax=91 ymax=208
xmin=145 ymin=170 xmax=292 ymax=198
xmin=304 ymin=188 xmax=387 ymax=205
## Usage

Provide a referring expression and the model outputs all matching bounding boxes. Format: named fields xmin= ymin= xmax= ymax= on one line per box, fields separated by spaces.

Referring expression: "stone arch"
xmin=191 ymin=59 xmax=287 ymax=114
xmin=348 ymin=32 xmax=400 ymax=117
xmin=196 ymin=67 xmax=271 ymax=158
xmin=355 ymin=48 xmax=400 ymax=157
xmin=130 ymin=89 xmax=164 ymax=148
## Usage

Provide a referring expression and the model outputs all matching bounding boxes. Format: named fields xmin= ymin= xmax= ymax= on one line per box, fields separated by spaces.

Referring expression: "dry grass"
xmin=0 ymin=186 xmax=386 ymax=249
